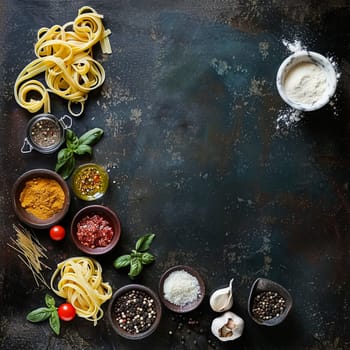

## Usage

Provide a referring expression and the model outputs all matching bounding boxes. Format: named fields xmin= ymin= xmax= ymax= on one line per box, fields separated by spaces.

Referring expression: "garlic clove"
xmin=209 ymin=278 xmax=234 ymax=312
xmin=211 ymin=311 xmax=244 ymax=342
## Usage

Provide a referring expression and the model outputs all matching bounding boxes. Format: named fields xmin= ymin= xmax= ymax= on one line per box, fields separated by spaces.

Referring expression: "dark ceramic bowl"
xmin=107 ymin=284 xmax=162 ymax=340
xmin=248 ymin=277 xmax=293 ymax=326
xmin=70 ymin=205 xmax=121 ymax=255
xmin=159 ymin=265 xmax=205 ymax=313
xmin=12 ymin=169 xmax=70 ymax=229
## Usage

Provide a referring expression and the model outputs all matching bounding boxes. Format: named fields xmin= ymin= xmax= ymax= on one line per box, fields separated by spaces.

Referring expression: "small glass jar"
xmin=21 ymin=114 xmax=72 ymax=154
xmin=71 ymin=163 xmax=109 ymax=201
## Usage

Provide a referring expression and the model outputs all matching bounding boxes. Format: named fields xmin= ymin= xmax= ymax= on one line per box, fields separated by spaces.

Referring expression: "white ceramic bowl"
xmin=276 ymin=51 xmax=337 ymax=111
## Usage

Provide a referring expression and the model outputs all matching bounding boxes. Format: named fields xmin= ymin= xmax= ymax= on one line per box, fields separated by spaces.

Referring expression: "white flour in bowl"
xmin=284 ymin=62 xmax=327 ymax=105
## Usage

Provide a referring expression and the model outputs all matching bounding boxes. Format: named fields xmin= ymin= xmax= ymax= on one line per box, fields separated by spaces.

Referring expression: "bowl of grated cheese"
xmin=159 ymin=265 xmax=205 ymax=313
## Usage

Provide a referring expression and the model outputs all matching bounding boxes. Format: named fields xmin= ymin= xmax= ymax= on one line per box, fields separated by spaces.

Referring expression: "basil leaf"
xmin=55 ymin=148 xmax=73 ymax=172
xmin=135 ymin=233 xmax=155 ymax=252
xmin=74 ymin=144 xmax=92 ymax=156
xmin=26 ymin=307 xmax=53 ymax=323
xmin=128 ymin=257 xmax=143 ymax=278
xmin=49 ymin=310 xmax=60 ymax=335
xmin=66 ymin=129 xmax=79 ymax=150
xmin=57 ymin=156 xmax=76 ymax=180
xmin=141 ymin=252 xmax=155 ymax=265
xmin=45 ymin=294 xmax=56 ymax=308
xmin=78 ymin=128 xmax=104 ymax=146
xmin=113 ymin=254 xmax=131 ymax=269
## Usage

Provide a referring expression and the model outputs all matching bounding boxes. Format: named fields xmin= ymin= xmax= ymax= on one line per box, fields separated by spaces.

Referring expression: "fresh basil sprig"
xmin=26 ymin=294 xmax=60 ymax=335
xmin=55 ymin=128 xmax=104 ymax=179
xmin=113 ymin=233 xmax=155 ymax=278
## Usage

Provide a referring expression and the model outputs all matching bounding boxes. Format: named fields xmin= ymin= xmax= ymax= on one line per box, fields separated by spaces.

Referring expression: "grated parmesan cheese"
xmin=163 ymin=269 xmax=200 ymax=306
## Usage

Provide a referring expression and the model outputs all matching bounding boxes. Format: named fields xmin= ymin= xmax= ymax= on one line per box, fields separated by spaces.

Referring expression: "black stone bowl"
xmin=248 ymin=277 xmax=293 ymax=326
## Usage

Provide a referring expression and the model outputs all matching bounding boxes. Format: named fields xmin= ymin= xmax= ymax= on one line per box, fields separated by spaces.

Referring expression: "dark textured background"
xmin=1 ymin=1 xmax=350 ymax=349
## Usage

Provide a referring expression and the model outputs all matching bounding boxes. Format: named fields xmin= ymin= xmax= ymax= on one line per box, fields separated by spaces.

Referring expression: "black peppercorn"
xmin=252 ymin=291 xmax=286 ymax=321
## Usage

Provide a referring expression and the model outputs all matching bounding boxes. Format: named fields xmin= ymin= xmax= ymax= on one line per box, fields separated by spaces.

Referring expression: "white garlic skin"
xmin=211 ymin=311 xmax=244 ymax=342
xmin=209 ymin=278 xmax=234 ymax=312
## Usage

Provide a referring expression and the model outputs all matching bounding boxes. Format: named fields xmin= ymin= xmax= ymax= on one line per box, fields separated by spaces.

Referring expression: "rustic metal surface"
xmin=1 ymin=1 xmax=350 ymax=349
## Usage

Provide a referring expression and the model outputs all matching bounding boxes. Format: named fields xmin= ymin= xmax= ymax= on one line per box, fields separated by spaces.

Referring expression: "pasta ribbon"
xmin=50 ymin=257 xmax=112 ymax=326
xmin=14 ymin=6 xmax=111 ymax=117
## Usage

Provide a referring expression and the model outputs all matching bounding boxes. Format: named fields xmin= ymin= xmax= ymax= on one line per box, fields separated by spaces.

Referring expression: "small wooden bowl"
xmin=70 ymin=205 xmax=121 ymax=255
xmin=248 ymin=277 xmax=293 ymax=326
xmin=108 ymin=284 xmax=162 ymax=340
xmin=159 ymin=265 xmax=205 ymax=313
xmin=12 ymin=169 xmax=70 ymax=229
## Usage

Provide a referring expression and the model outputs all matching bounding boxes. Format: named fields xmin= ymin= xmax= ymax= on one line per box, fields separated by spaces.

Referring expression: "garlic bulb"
xmin=209 ymin=278 xmax=234 ymax=312
xmin=211 ymin=311 xmax=244 ymax=342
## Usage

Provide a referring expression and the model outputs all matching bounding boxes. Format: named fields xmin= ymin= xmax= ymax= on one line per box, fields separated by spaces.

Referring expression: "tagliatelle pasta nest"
xmin=50 ymin=257 xmax=112 ymax=326
xmin=14 ymin=6 xmax=112 ymax=117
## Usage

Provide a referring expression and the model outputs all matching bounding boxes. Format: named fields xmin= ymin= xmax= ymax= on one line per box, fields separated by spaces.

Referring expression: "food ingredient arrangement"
xmin=7 ymin=2 xmax=341 ymax=347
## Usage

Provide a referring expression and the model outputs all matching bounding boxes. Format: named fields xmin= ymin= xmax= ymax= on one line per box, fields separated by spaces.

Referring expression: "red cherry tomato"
xmin=57 ymin=303 xmax=76 ymax=321
xmin=49 ymin=225 xmax=66 ymax=241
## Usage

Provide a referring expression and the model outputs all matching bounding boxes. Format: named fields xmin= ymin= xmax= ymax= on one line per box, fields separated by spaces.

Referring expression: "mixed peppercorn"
xmin=251 ymin=291 xmax=286 ymax=321
xmin=113 ymin=289 xmax=157 ymax=334
xmin=30 ymin=119 xmax=61 ymax=148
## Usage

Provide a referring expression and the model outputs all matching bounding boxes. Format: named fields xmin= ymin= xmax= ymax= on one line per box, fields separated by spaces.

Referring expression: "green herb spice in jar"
xmin=72 ymin=163 xmax=109 ymax=201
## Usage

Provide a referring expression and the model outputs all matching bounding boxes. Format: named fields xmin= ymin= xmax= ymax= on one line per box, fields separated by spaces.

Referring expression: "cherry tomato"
xmin=49 ymin=225 xmax=66 ymax=241
xmin=57 ymin=303 xmax=76 ymax=321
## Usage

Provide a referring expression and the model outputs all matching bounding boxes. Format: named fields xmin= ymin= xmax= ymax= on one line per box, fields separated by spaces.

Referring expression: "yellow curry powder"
xmin=19 ymin=177 xmax=65 ymax=220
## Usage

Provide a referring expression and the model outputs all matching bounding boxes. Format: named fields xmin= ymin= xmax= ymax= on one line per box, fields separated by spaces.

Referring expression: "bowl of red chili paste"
xmin=70 ymin=205 xmax=121 ymax=255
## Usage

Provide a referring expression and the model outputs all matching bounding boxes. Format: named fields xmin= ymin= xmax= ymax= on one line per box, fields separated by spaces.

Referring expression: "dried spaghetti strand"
xmin=7 ymin=224 xmax=51 ymax=289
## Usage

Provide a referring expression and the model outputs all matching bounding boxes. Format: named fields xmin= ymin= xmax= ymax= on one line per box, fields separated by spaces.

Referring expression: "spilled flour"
xmin=276 ymin=107 xmax=302 ymax=133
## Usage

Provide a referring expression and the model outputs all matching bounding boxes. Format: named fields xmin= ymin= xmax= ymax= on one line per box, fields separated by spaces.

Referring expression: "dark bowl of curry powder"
xmin=12 ymin=168 xmax=70 ymax=229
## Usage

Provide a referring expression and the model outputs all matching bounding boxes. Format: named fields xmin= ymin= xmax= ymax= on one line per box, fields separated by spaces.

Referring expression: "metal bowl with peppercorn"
xmin=248 ymin=277 xmax=293 ymax=326
xmin=107 ymin=284 xmax=162 ymax=340
xmin=70 ymin=205 xmax=121 ymax=255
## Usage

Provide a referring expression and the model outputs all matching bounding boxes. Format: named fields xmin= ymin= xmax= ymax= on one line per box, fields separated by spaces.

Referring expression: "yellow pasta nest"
xmin=50 ymin=257 xmax=112 ymax=325
xmin=14 ymin=6 xmax=112 ymax=117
